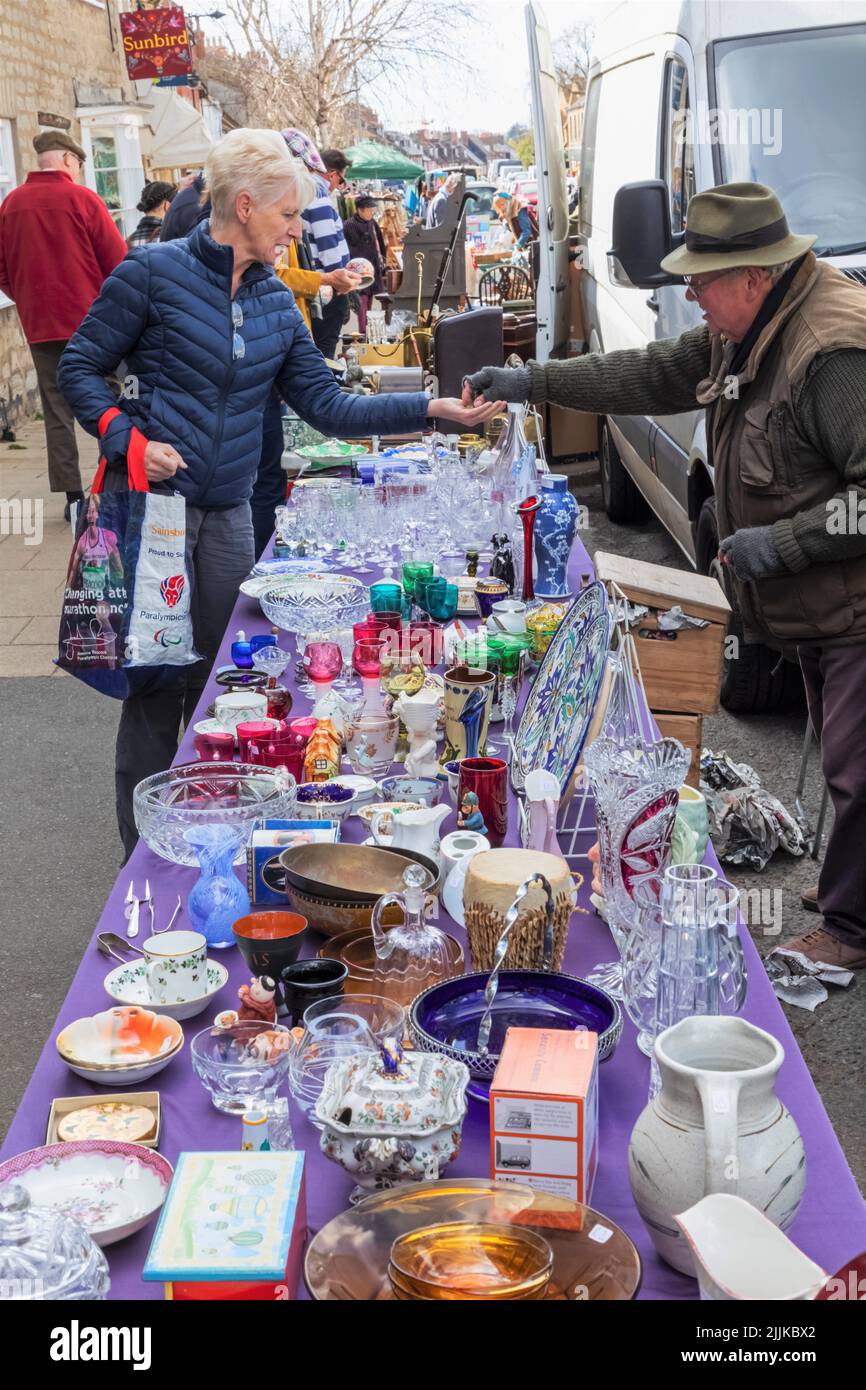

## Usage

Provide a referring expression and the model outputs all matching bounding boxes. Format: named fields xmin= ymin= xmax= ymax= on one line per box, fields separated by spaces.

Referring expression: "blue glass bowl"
xmin=409 ymin=970 xmax=622 ymax=1103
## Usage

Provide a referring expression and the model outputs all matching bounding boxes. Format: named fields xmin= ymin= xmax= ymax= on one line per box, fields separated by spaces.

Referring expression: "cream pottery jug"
xmin=628 ymin=1016 xmax=806 ymax=1275
xmin=674 ymin=1194 xmax=827 ymax=1301
xmin=371 ymin=803 xmax=450 ymax=862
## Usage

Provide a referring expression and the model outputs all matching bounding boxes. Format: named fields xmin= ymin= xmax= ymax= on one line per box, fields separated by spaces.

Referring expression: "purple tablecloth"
xmin=4 ymin=537 xmax=865 ymax=1301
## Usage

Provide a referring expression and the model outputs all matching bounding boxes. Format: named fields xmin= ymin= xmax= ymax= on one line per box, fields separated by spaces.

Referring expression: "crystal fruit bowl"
xmin=133 ymin=761 xmax=297 ymax=866
xmin=258 ymin=574 xmax=368 ymax=637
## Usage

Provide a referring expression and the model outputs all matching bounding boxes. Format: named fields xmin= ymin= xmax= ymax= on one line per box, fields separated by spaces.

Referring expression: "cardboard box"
xmin=595 ymin=551 xmax=730 ymax=716
xmin=46 ymin=1092 xmax=161 ymax=1148
xmin=247 ymin=820 xmax=340 ymax=904
xmin=144 ymin=1151 xmax=307 ymax=1301
xmin=490 ymin=1027 xmax=598 ymax=1204
xmin=653 ymin=712 xmax=703 ymax=788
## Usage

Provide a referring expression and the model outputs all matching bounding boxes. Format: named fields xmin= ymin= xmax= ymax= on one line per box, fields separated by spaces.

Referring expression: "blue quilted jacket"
xmin=57 ymin=222 xmax=430 ymax=508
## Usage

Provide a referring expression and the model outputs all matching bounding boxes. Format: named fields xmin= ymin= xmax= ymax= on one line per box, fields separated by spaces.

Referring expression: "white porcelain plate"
xmin=0 ymin=1140 xmax=173 ymax=1246
xmin=103 ymin=959 xmax=230 ymax=1020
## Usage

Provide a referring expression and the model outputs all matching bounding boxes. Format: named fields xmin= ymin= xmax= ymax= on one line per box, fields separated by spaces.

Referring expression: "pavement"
xmin=0 ymin=428 xmax=862 ymax=1196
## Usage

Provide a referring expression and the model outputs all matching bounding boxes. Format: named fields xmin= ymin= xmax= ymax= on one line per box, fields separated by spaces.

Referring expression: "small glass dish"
xmin=388 ymin=1221 xmax=553 ymax=1301
xmin=190 ymin=1021 xmax=293 ymax=1114
xmin=288 ymin=995 xmax=405 ymax=1116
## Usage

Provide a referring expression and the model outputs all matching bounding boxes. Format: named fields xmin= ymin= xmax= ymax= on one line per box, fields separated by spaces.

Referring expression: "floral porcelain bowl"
xmin=315 ymin=1048 xmax=470 ymax=1197
xmin=56 ymin=1006 xmax=184 ymax=1086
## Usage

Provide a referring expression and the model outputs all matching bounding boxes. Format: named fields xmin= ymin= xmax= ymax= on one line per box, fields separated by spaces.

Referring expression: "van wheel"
xmin=599 ymin=418 xmax=648 ymax=524
xmin=695 ymin=498 xmax=804 ymax=714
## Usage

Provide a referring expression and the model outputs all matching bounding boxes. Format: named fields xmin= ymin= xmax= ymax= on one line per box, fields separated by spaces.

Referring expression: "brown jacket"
xmin=698 ymin=254 xmax=866 ymax=645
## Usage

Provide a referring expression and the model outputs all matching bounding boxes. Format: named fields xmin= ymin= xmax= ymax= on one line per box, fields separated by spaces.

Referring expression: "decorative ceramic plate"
xmin=0 ymin=1141 xmax=173 ymax=1247
xmin=57 ymin=1102 xmax=156 ymax=1145
xmin=103 ymin=959 xmax=229 ymax=1020
xmin=512 ymin=582 xmax=611 ymax=795
xmin=305 ymin=1178 xmax=641 ymax=1300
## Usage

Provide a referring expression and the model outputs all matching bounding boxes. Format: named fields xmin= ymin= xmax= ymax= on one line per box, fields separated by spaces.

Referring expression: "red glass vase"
xmin=516 ymin=496 xmax=542 ymax=604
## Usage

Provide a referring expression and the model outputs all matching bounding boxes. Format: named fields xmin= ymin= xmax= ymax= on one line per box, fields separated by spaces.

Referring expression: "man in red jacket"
xmin=0 ymin=130 xmax=127 ymax=515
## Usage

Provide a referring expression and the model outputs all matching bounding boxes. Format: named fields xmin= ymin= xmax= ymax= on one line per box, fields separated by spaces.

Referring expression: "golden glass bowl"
xmin=388 ymin=1221 xmax=553 ymax=1301
xmin=319 ymin=927 xmax=465 ymax=995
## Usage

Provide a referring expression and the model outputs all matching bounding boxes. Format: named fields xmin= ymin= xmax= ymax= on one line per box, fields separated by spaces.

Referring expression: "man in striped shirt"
xmin=303 ymin=148 xmax=353 ymax=359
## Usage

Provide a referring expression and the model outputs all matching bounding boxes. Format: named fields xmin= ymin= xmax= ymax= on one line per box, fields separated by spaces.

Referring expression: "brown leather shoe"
xmin=778 ymin=926 xmax=866 ymax=970
xmin=800 ymin=884 xmax=819 ymax=912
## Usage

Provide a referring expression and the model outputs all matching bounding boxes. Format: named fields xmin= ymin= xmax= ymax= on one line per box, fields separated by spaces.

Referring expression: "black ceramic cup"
xmin=279 ymin=958 xmax=348 ymax=1026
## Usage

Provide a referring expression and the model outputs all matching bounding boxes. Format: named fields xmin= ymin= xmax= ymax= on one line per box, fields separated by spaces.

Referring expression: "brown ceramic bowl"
xmin=280 ymin=884 xmax=401 ymax=940
xmin=319 ymin=927 xmax=465 ymax=995
xmin=279 ymin=842 xmax=438 ymax=905
xmin=231 ymin=910 xmax=308 ymax=976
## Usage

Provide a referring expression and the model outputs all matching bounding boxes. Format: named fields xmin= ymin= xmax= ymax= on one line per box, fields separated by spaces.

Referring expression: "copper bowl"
xmin=319 ymin=927 xmax=465 ymax=994
xmin=281 ymin=883 xmax=403 ymax=939
xmin=278 ymin=843 xmax=441 ymax=904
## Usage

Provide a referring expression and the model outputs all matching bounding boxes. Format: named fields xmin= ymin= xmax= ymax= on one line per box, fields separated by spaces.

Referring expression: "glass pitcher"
xmin=370 ymin=863 xmax=457 ymax=1014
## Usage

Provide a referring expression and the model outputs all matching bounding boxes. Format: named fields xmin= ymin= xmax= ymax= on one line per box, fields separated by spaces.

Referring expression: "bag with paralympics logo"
xmin=57 ymin=408 xmax=198 ymax=698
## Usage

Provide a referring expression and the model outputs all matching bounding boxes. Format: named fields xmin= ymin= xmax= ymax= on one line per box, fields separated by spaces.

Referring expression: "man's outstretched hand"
xmin=429 ymin=396 xmax=506 ymax=428
xmin=462 ymin=364 xmax=533 ymax=406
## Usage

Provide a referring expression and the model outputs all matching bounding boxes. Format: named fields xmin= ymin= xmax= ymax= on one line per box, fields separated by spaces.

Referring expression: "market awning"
xmin=343 ymin=140 xmax=424 ymax=181
xmin=140 ymin=86 xmax=213 ymax=169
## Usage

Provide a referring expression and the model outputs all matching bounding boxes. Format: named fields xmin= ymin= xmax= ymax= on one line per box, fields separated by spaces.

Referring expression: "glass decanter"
xmin=370 ymin=864 xmax=457 ymax=1016
xmin=0 ymin=1183 xmax=110 ymax=1301
xmin=185 ymin=823 xmax=251 ymax=949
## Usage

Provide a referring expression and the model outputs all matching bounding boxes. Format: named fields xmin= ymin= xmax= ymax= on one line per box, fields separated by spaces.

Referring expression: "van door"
xmin=525 ymin=0 xmax=569 ymax=363
xmin=652 ymin=42 xmax=706 ymax=555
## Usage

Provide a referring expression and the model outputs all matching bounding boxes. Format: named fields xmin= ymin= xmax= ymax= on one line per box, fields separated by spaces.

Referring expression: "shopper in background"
xmin=127 ymin=180 xmax=177 ymax=248
xmin=287 ymin=133 xmax=354 ymax=359
xmin=426 ymin=172 xmax=460 ymax=229
xmin=0 ymin=129 xmax=127 ymax=518
xmin=380 ymin=197 xmax=407 ymax=268
xmin=158 ymin=170 xmax=206 ymax=241
xmin=492 ymin=190 xmax=538 ymax=249
xmin=342 ymin=195 xmax=387 ymax=334
xmin=406 ymin=176 xmax=427 ymax=223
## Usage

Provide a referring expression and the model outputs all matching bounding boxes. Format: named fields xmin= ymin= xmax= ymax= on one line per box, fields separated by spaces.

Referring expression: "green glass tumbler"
xmin=401 ymin=561 xmax=434 ymax=602
xmin=370 ymin=581 xmax=403 ymax=613
xmin=426 ymin=583 xmax=459 ymax=623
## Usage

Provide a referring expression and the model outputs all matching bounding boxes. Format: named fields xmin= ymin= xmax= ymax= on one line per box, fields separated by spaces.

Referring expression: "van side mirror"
xmin=608 ymin=180 xmax=682 ymax=289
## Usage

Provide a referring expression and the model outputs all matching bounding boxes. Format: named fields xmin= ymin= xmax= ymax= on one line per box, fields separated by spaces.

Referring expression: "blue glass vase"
xmin=533 ymin=475 xmax=579 ymax=599
xmin=185 ymin=824 xmax=250 ymax=950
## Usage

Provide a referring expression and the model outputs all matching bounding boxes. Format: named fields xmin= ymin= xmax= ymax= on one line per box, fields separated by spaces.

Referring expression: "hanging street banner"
xmin=119 ymin=6 xmax=193 ymax=82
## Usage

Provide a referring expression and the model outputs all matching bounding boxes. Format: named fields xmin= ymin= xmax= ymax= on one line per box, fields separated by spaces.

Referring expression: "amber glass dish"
xmin=388 ymin=1222 xmax=553 ymax=1301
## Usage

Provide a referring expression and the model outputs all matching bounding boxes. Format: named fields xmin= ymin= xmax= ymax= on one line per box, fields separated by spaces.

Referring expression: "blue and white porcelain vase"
xmin=533 ymin=474 xmax=579 ymax=598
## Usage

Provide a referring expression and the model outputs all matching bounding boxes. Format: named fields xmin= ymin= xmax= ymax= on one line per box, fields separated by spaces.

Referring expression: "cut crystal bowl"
xmin=133 ymin=761 xmax=296 ymax=866
xmin=258 ymin=574 xmax=368 ymax=637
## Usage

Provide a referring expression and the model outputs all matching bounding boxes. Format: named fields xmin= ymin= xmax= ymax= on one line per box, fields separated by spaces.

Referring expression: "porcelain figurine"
xmin=489 ymin=533 xmax=516 ymax=595
xmin=315 ymin=1048 xmax=470 ymax=1199
xmin=214 ymin=1009 xmax=240 ymax=1029
xmin=458 ymin=791 xmax=487 ymax=835
xmin=674 ymin=1194 xmax=827 ymax=1301
xmin=394 ymin=687 xmax=441 ymax=779
xmin=303 ymin=718 xmax=341 ymax=782
xmin=629 ymin=1017 xmax=806 ymax=1275
xmin=533 ymin=474 xmax=579 ymax=599
xmin=238 ymin=975 xmax=278 ymax=1025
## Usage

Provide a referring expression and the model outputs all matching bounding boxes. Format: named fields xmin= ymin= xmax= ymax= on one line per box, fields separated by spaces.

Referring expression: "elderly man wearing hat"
xmin=0 ymin=130 xmax=127 ymax=516
xmin=343 ymin=195 xmax=387 ymax=334
xmin=465 ymin=182 xmax=866 ymax=971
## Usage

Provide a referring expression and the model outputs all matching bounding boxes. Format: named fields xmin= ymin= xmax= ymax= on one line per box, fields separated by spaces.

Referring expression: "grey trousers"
xmin=115 ymin=501 xmax=255 ymax=859
xmin=30 ymin=339 xmax=82 ymax=493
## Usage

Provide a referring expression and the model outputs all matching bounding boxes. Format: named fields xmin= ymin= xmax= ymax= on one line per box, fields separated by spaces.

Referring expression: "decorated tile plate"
xmin=103 ymin=959 xmax=229 ymax=1021
xmin=512 ymin=582 xmax=611 ymax=795
xmin=0 ymin=1140 xmax=173 ymax=1247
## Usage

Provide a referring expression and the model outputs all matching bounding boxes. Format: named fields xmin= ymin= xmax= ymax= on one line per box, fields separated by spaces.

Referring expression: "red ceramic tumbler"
xmin=367 ymin=610 xmax=402 ymax=634
xmin=289 ymin=716 xmax=318 ymax=742
xmin=458 ymin=757 xmax=508 ymax=843
xmin=194 ymin=729 xmax=236 ymax=761
xmin=353 ymin=639 xmax=384 ymax=679
xmin=237 ymin=720 xmax=281 ymax=761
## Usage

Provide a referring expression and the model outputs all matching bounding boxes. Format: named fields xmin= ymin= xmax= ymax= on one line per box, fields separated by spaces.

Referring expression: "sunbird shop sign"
xmin=119 ymin=6 xmax=193 ymax=81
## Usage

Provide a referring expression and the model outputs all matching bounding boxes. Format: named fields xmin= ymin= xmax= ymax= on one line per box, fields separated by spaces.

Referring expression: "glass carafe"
xmin=370 ymin=864 xmax=457 ymax=1014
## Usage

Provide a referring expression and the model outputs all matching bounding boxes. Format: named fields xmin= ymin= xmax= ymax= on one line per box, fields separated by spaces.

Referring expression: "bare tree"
xmin=223 ymin=0 xmax=474 ymax=146
xmin=554 ymin=20 xmax=594 ymax=100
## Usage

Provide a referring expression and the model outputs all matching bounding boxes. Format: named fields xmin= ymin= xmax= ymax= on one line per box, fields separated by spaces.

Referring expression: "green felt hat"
xmin=660 ymin=182 xmax=815 ymax=276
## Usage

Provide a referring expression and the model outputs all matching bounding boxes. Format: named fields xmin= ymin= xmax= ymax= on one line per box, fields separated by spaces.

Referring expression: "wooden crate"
xmin=595 ymin=551 xmax=730 ymax=716
xmin=653 ymin=712 xmax=703 ymax=788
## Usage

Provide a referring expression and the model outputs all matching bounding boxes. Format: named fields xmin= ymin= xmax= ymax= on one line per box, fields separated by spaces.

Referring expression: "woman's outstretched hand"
xmin=428 ymin=396 xmax=506 ymax=428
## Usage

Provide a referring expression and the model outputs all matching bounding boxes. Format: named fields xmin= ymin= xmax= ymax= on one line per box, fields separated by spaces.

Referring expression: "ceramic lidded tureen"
xmin=315 ymin=1046 xmax=469 ymax=1196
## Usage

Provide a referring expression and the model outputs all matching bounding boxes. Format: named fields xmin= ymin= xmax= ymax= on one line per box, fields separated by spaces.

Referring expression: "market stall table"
xmin=4 ymin=537 xmax=865 ymax=1300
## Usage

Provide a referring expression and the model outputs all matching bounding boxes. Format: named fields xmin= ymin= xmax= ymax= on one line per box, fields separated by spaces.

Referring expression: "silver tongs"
xmin=476 ymin=872 xmax=555 ymax=1056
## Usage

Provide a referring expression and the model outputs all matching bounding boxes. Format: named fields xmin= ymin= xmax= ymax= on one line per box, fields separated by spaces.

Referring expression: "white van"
xmin=574 ymin=0 xmax=866 ymax=711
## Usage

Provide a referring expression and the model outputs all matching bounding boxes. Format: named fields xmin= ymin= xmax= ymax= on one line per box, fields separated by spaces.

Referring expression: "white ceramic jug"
xmin=371 ymin=803 xmax=450 ymax=863
xmin=628 ymin=1016 xmax=806 ymax=1275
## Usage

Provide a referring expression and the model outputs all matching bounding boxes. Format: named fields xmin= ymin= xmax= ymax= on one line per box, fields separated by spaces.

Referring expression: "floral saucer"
xmin=0 ymin=1140 xmax=172 ymax=1247
xmin=103 ymin=959 xmax=229 ymax=1021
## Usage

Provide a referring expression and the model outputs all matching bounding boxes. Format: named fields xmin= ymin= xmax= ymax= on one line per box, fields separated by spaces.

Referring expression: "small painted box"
xmin=143 ymin=1151 xmax=307 ymax=1300
xmin=490 ymin=1027 xmax=598 ymax=1204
